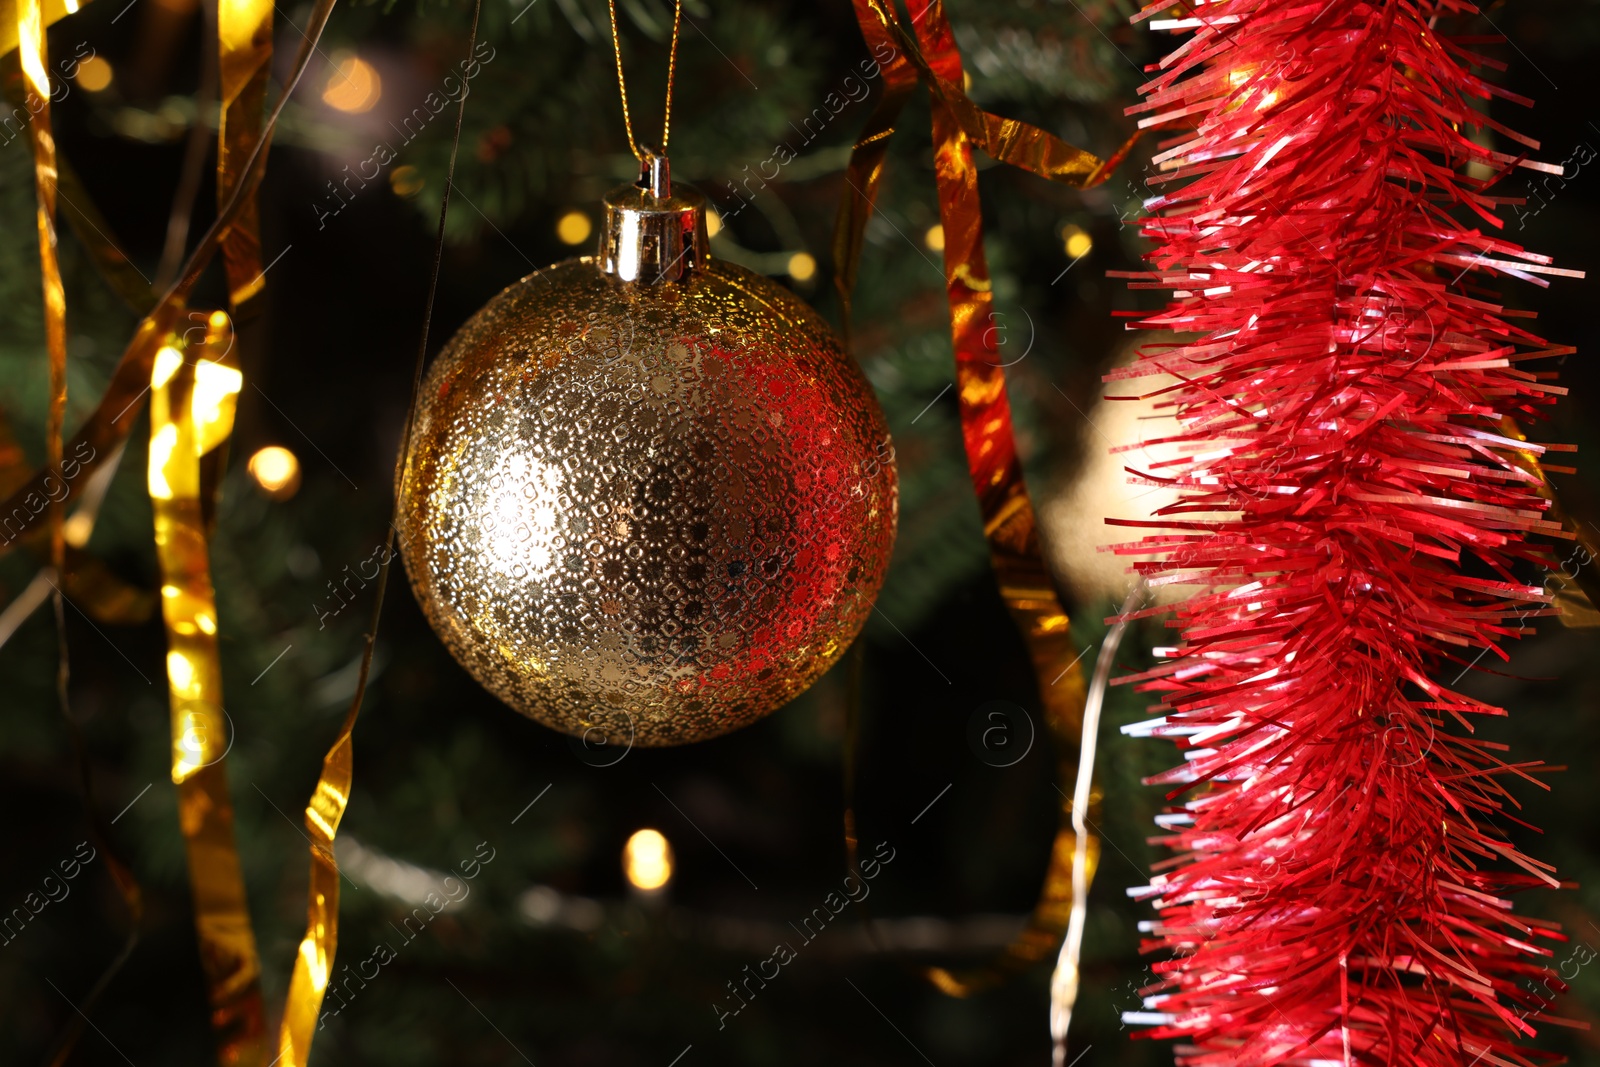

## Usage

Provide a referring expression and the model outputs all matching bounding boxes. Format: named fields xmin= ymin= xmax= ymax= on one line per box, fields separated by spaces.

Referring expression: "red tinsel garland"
xmin=1111 ymin=0 xmax=1582 ymax=1063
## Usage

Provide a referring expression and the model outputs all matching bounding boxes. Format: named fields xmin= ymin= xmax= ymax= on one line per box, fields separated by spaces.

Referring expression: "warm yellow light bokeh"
xmin=323 ymin=53 xmax=381 ymax=114
xmin=786 ymin=252 xmax=816 ymax=282
xmin=556 ymin=211 xmax=592 ymax=246
xmin=390 ymin=165 xmax=424 ymax=198
xmin=76 ymin=55 xmax=112 ymax=92
xmin=924 ymin=224 xmax=945 ymax=252
xmin=248 ymin=445 xmax=301 ymax=499
xmin=705 ymin=210 xmax=723 ymax=238
xmin=1062 ymin=224 xmax=1092 ymax=260
xmin=623 ymin=828 xmax=673 ymax=891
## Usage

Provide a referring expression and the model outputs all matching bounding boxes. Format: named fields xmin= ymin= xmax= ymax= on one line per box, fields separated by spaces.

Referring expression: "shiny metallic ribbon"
xmin=16 ymin=9 xmax=146 ymax=1067
xmin=216 ymin=0 xmax=271 ymax=310
xmin=145 ymin=0 xmax=275 ymax=1051
xmin=0 ymin=0 xmax=72 ymax=56
xmin=834 ymin=0 xmax=1124 ymax=1005
xmin=275 ymin=678 xmax=356 ymax=1066
xmin=7 ymin=0 xmax=339 ymax=1059
xmin=17 ymin=0 xmax=65 ymax=585
xmin=149 ymin=320 xmax=266 ymax=1066
xmin=830 ymin=0 xmax=919 ymax=347
xmin=0 ymin=0 xmax=338 ymax=558
xmin=278 ymin=0 xmax=480 ymax=1057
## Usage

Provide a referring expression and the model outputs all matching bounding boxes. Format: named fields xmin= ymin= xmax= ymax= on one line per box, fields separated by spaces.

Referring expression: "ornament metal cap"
xmin=599 ymin=148 xmax=710 ymax=284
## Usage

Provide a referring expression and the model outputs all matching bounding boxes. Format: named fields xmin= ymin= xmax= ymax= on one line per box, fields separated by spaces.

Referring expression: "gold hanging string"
xmin=606 ymin=0 xmax=682 ymax=160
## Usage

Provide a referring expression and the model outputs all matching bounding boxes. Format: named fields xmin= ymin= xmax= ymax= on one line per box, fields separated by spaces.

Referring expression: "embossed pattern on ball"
xmin=397 ymin=257 xmax=897 ymax=746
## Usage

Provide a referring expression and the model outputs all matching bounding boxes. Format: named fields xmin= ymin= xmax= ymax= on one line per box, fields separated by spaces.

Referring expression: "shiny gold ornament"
xmin=397 ymin=157 xmax=897 ymax=746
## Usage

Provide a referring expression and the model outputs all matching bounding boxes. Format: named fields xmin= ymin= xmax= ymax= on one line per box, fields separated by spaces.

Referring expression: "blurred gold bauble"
xmin=397 ymin=160 xmax=897 ymax=746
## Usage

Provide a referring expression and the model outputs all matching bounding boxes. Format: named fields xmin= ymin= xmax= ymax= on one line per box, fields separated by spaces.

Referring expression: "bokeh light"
xmin=623 ymin=829 xmax=673 ymax=891
xmin=1061 ymin=224 xmax=1092 ymax=260
xmin=76 ymin=55 xmax=112 ymax=92
xmin=556 ymin=211 xmax=592 ymax=246
xmin=248 ymin=446 xmax=301 ymax=500
xmin=322 ymin=53 xmax=381 ymax=114
xmin=390 ymin=165 xmax=424 ymax=198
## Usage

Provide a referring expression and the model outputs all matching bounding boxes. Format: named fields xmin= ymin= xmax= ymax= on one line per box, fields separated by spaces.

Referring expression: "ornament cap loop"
xmin=639 ymin=146 xmax=671 ymax=198
xmin=599 ymin=154 xmax=708 ymax=284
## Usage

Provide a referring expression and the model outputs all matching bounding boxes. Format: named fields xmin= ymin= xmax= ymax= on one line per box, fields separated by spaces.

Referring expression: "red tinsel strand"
xmin=1112 ymin=0 xmax=1581 ymax=1064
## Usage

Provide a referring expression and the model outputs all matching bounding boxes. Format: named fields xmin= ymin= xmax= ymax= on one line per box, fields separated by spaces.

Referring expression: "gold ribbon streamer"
xmin=0 ymin=0 xmax=339 ymax=558
xmin=275 ymin=674 xmax=355 ymax=1066
xmin=216 ymin=0 xmax=271 ymax=311
xmin=834 ymin=0 xmax=1123 ymax=1002
xmin=7 ymin=2 xmax=336 ymax=1060
xmin=149 ymin=319 xmax=266 ymax=1066
xmin=278 ymin=0 xmax=481 ymax=1057
xmin=16 ymin=11 xmax=146 ymax=1067
xmin=0 ymin=64 xmax=152 ymax=313
xmin=830 ymin=0 xmax=919 ymax=346
xmin=914 ymin=0 xmax=1095 ymax=996
xmin=18 ymin=0 xmax=65 ymax=590
xmin=0 ymin=0 xmax=73 ymax=57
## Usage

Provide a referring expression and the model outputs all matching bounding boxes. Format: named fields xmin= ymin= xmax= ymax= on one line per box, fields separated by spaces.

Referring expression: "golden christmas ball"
xmin=397 ymin=157 xmax=897 ymax=746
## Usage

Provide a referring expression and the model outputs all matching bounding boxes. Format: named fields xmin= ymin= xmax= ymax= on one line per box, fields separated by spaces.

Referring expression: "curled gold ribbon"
xmin=834 ymin=0 xmax=1123 ymax=1004
xmin=0 ymin=66 xmax=155 ymax=317
xmin=275 ymin=679 xmax=355 ymax=1066
xmin=830 ymin=0 xmax=919 ymax=346
xmin=216 ymin=0 xmax=272 ymax=311
xmin=913 ymin=0 xmax=1096 ymax=997
xmin=17 ymin=0 xmax=66 ymax=586
xmin=8 ymin=0 xmax=335 ymax=1060
xmin=0 ymin=0 xmax=72 ymax=57
xmin=0 ymin=0 xmax=339 ymax=557
xmin=278 ymin=0 xmax=480 ymax=1058
xmin=149 ymin=317 xmax=266 ymax=1066
xmin=17 ymin=9 xmax=147 ymax=1067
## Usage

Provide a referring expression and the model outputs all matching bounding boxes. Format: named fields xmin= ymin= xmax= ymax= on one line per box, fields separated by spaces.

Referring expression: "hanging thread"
xmin=607 ymin=0 xmax=682 ymax=159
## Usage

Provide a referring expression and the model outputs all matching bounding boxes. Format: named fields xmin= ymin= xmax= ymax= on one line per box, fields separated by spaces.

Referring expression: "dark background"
xmin=2 ymin=0 xmax=1599 ymax=1063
